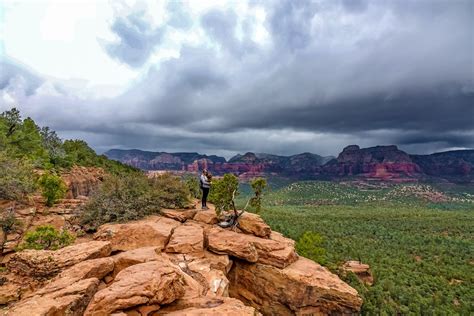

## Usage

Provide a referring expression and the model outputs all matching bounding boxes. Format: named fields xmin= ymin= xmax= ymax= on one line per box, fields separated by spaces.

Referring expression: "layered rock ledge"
xmin=1 ymin=207 xmax=362 ymax=315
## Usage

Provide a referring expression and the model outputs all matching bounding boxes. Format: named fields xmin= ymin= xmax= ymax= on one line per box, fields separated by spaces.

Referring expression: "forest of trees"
xmin=0 ymin=108 xmax=195 ymax=230
xmin=0 ymin=108 xmax=137 ymax=177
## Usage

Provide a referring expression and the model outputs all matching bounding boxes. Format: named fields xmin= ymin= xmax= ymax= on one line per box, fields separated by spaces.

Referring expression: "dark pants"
xmin=201 ymin=187 xmax=209 ymax=207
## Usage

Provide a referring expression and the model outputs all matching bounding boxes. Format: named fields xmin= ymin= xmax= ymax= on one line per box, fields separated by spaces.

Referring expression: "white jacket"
xmin=200 ymin=174 xmax=211 ymax=188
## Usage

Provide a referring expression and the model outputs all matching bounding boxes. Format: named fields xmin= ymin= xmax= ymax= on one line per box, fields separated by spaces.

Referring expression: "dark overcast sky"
xmin=0 ymin=0 xmax=473 ymax=159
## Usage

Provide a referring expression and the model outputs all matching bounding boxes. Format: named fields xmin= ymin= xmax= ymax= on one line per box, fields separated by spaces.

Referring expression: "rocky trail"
xmin=0 ymin=201 xmax=362 ymax=315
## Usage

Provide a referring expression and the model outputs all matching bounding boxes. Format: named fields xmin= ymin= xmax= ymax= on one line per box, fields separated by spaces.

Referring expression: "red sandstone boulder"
xmin=84 ymin=261 xmax=185 ymax=315
xmin=7 ymin=278 xmax=99 ymax=316
xmin=161 ymin=209 xmax=197 ymax=222
xmin=228 ymin=257 xmax=362 ymax=315
xmin=7 ymin=241 xmax=112 ymax=278
xmin=237 ymin=212 xmax=271 ymax=238
xmin=207 ymin=227 xmax=258 ymax=262
xmin=156 ymin=296 xmax=259 ymax=315
xmin=93 ymin=217 xmax=180 ymax=251
xmin=33 ymin=257 xmax=114 ymax=297
xmin=193 ymin=209 xmax=218 ymax=224
xmin=111 ymin=247 xmax=164 ymax=277
xmin=207 ymin=227 xmax=298 ymax=268
xmin=6 ymin=257 xmax=114 ymax=315
xmin=186 ymin=258 xmax=229 ymax=297
xmin=165 ymin=222 xmax=204 ymax=255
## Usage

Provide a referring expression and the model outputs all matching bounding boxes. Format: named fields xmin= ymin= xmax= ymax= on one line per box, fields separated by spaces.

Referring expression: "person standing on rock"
xmin=200 ymin=169 xmax=211 ymax=209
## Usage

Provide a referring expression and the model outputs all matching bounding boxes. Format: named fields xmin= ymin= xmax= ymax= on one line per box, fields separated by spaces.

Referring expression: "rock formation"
xmin=106 ymin=147 xmax=474 ymax=183
xmin=322 ymin=145 xmax=421 ymax=181
xmin=342 ymin=260 xmax=374 ymax=286
xmin=105 ymin=149 xmax=333 ymax=180
xmin=1 ymin=206 xmax=362 ymax=315
xmin=61 ymin=166 xmax=105 ymax=199
xmin=0 ymin=167 xmax=104 ymax=256
xmin=411 ymin=150 xmax=474 ymax=180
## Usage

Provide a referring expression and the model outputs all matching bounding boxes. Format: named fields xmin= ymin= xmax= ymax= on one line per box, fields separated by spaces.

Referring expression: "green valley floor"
xmin=237 ymin=181 xmax=474 ymax=314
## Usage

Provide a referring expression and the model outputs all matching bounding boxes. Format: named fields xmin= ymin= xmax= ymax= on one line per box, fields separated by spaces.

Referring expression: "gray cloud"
xmin=103 ymin=10 xmax=165 ymax=67
xmin=201 ymin=8 xmax=257 ymax=57
xmin=0 ymin=58 xmax=44 ymax=96
xmin=1 ymin=0 xmax=473 ymax=158
xmin=266 ymin=0 xmax=319 ymax=51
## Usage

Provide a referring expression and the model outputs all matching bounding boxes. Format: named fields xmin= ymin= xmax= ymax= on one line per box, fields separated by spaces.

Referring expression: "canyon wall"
xmin=106 ymin=146 xmax=474 ymax=182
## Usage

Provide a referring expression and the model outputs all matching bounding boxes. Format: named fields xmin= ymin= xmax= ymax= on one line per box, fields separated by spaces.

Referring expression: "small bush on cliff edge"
xmin=149 ymin=173 xmax=192 ymax=209
xmin=80 ymin=172 xmax=191 ymax=231
xmin=17 ymin=225 xmax=75 ymax=251
xmin=0 ymin=210 xmax=22 ymax=253
xmin=208 ymin=173 xmax=239 ymax=215
xmin=37 ymin=172 xmax=67 ymax=207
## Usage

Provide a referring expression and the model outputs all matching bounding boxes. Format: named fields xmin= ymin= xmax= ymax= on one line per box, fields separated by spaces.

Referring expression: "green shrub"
xmin=249 ymin=177 xmax=267 ymax=213
xmin=149 ymin=173 xmax=192 ymax=208
xmin=0 ymin=210 xmax=22 ymax=253
xmin=0 ymin=152 xmax=37 ymax=201
xmin=296 ymin=231 xmax=327 ymax=265
xmin=38 ymin=172 xmax=67 ymax=206
xmin=17 ymin=225 xmax=75 ymax=250
xmin=184 ymin=174 xmax=202 ymax=199
xmin=81 ymin=172 xmax=191 ymax=231
xmin=208 ymin=173 xmax=239 ymax=215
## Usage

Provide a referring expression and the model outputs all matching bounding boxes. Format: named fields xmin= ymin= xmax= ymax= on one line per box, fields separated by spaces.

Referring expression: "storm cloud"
xmin=103 ymin=10 xmax=166 ymax=67
xmin=1 ymin=0 xmax=473 ymax=158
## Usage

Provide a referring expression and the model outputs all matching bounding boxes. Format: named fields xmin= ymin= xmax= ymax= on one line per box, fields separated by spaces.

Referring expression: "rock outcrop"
xmin=84 ymin=261 xmax=185 ymax=315
xmin=342 ymin=260 xmax=374 ymax=286
xmin=93 ymin=217 xmax=180 ymax=252
xmin=0 ymin=166 xmax=105 ymax=256
xmin=323 ymin=145 xmax=421 ymax=181
xmin=411 ymin=150 xmax=474 ymax=180
xmin=0 ymin=198 xmax=85 ymax=255
xmin=2 ymin=207 xmax=362 ymax=315
xmin=237 ymin=212 xmax=271 ymax=238
xmin=6 ymin=256 xmax=115 ymax=315
xmin=8 ymin=278 xmax=99 ymax=316
xmin=157 ymin=296 xmax=258 ymax=315
xmin=7 ymin=241 xmax=112 ymax=278
xmin=229 ymin=257 xmax=363 ymax=315
xmin=61 ymin=166 xmax=105 ymax=199
xmin=165 ymin=222 xmax=204 ymax=255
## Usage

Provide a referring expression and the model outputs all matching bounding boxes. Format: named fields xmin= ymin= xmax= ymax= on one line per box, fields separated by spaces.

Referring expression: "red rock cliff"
xmin=61 ymin=166 xmax=105 ymax=199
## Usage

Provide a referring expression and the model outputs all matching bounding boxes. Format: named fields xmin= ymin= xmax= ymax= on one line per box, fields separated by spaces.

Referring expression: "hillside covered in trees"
xmin=0 ymin=108 xmax=136 ymax=177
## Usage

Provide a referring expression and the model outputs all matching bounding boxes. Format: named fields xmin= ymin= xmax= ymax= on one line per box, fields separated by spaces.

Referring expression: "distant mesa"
xmin=104 ymin=146 xmax=474 ymax=183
